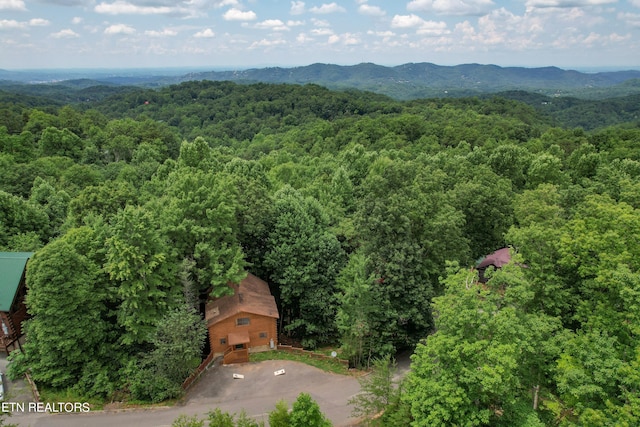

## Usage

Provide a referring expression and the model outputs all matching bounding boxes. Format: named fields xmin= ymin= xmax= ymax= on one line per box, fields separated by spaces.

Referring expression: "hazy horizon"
xmin=2 ymin=1 xmax=640 ymax=70
xmin=3 ymin=62 xmax=640 ymax=74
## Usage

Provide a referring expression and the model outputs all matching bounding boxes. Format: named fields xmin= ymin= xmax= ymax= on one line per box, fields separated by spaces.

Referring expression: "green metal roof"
xmin=0 ymin=252 xmax=33 ymax=312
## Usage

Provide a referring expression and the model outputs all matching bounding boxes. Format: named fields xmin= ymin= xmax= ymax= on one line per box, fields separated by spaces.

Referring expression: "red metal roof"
xmin=476 ymin=247 xmax=511 ymax=269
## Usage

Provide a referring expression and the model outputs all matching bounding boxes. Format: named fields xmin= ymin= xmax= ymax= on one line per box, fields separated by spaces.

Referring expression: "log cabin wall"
xmin=209 ymin=311 xmax=277 ymax=357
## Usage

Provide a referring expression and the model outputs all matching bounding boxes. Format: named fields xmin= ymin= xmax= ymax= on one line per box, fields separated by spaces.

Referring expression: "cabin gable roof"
xmin=476 ymin=247 xmax=511 ymax=270
xmin=205 ymin=273 xmax=279 ymax=326
xmin=0 ymin=252 xmax=33 ymax=312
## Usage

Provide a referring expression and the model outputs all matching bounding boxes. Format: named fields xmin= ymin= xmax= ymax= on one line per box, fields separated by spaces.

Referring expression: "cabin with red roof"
xmin=476 ymin=247 xmax=512 ymax=283
xmin=205 ymin=273 xmax=279 ymax=364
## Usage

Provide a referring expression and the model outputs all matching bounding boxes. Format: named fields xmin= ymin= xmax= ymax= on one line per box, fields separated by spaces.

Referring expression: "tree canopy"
xmin=1 ymin=80 xmax=639 ymax=425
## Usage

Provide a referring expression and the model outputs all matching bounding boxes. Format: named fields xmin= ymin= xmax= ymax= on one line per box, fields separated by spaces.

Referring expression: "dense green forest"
xmin=1 ymin=80 xmax=640 ymax=425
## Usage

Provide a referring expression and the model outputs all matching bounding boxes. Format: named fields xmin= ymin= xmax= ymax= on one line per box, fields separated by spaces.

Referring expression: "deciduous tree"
xmin=105 ymin=205 xmax=179 ymax=346
xmin=264 ymin=185 xmax=345 ymax=347
xmin=290 ymin=393 xmax=332 ymax=427
xmin=21 ymin=226 xmax=114 ymax=394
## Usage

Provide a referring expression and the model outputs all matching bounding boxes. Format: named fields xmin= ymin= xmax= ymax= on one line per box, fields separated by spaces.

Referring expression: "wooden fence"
xmin=277 ymin=345 xmax=349 ymax=368
xmin=24 ymin=371 xmax=40 ymax=403
xmin=181 ymin=351 xmax=216 ymax=391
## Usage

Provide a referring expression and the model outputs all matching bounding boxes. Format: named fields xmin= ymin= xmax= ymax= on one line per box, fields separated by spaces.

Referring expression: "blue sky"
xmin=1 ymin=0 xmax=639 ymax=69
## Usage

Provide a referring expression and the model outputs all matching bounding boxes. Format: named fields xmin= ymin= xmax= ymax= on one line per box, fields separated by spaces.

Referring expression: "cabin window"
xmin=236 ymin=317 xmax=250 ymax=326
xmin=259 ymin=332 xmax=268 ymax=339
xmin=220 ymin=338 xmax=227 ymax=345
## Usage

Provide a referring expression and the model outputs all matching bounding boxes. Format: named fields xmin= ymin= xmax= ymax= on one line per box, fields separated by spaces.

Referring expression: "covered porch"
xmin=223 ymin=330 xmax=250 ymax=365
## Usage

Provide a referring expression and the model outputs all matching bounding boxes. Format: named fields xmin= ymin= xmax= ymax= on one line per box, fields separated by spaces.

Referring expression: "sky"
xmin=1 ymin=0 xmax=640 ymax=70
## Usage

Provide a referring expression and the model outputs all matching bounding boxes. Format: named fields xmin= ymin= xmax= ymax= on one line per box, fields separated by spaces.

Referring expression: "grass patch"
xmin=249 ymin=350 xmax=354 ymax=375
xmin=38 ymin=388 xmax=180 ymax=411
xmin=38 ymin=388 xmax=106 ymax=411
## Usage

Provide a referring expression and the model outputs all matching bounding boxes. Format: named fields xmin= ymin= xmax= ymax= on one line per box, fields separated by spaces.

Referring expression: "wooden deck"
xmin=223 ymin=347 xmax=249 ymax=364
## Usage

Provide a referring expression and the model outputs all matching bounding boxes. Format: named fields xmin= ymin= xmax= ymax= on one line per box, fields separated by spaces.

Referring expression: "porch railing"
xmin=223 ymin=347 xmax=249 ymax=365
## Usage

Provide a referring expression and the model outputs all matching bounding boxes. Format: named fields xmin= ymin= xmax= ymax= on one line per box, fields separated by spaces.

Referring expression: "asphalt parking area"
xmin=186 ymin=359 xmax=362 ymax=426
xmin=5 ymin=359 xmax=362 ymax=426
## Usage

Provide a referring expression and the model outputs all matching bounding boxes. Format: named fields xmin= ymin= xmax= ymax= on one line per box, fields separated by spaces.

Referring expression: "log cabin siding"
xmin=7 ymin=279 xmax=28 ymax=337
xmin=209 ymin=311 xmax=277 ymax=356
xmin=1 ymin=303 xmax=28 ymax=339
xmin=205 ymin=273 xmax=279 ymax=361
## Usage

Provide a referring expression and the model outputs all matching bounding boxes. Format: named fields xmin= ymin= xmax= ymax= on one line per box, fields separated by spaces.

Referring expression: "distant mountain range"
xmin=2 ymin=62 xmax=640 ymax=100
xmin=178 ymin=63 xmax=640 ymax=99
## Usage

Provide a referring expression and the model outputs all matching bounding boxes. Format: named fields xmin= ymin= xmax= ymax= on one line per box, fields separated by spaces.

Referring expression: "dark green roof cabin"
xmin=0 ymin=252 xmax=33 ymax=353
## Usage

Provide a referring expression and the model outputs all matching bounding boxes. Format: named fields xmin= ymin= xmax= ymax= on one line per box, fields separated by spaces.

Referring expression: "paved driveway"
xmin=8 ymin=360 xmax=362 ymax=427
xmin=188 ymin=360 xmax=361 ymax=423
xmin=0 ymin=353 xmax=33 ymax=404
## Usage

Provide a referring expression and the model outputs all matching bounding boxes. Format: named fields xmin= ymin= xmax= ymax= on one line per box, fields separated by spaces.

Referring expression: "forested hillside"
xmin=1 ymin=80 xmax=639 ymax=425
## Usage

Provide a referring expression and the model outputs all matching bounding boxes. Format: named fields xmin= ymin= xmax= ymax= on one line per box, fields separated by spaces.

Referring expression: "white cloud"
xmin=368 ymin=30 xmax=396 ymax=37
xmin=619 ymin=12 xmax=640 ymax=26
xmin=29 ymin=18 xmax=50 ymax=26
xmin=51 ymin=29 xmax=80 ymax=38
xmin=391 ymin=13 xmax=450 ymax=36
xmin=309 ymin=2 xmax=346 ymax=14
xmin=391 ymin=14 xmax=425 ymax=28
xmin=0 ymin=0 xmax=26 ymax=11
xmin=359 ymin=4 xmax=386 ymax=16
xmin=287 ymin=20 xmax=305 ymax=26
xmin=552 ymin=30 xmax=630 ymax=49
xmin=343 ymin=33 xmax=361 ymax=45
xmin=629 ymin=0 xmax=640 ymax=7
xmin=145 ymin=28 xmax=178 ymax=36
xmin=290 ymin=1 xmax=305 ymax=15
xmin=311 ymin=18 xmax=331 ymax=27
xmin=417 ymin=20 xmax=449 ymax=35
xmin=311 ymin=28 xmax=334 ymax=36
xmin=194 ymin=28 xmax=215 ymax=37
xmin=0 ymin=19 xmax=26 ymax=29
xmin=296 ymin=32 xmax=313 ymax=43
xmin=455 ymin=20 xmax=476 ymax=37
xmin=223 ymin=8 xmax=257 ymax=21
xmin=255 ymin=19 xmax=289 ymax=31
xmin=525 ymin=0 xmax=615 ymax=8
xmin=214 ymin=0 xmax=238 ymax=6
xmin=95 ymin=1 xmax=173 ymax=15
xmin=249 ymin=38 xmax=287 ymax=48
xmin=72 ymin=16 xmax=83 ymax=24
xmin=92 ymin=0 xmax=218 ymax=17
xmin=104 ymin=23 xmax=136 ymax=34
xmin=451 ymin=8 xmax=544 ymax=49
xmin=552 ymin=7 xmax=604 ymax=25
xmin=328 ymin=32 xmax=360 ymax=45
xmin=606 ymin=33 xmax=630 ymax=42
xmin=408 ymin=0 xmax=494 ymax=16
xmin=33 ymin=0 xmax=87 ymax=5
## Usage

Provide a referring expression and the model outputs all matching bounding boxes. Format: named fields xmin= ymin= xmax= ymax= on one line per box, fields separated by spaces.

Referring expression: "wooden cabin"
xmin=205 ymin=273 xmax=279 ymax=364
xmin=0 ymin=252 xmax=33 ymax=354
